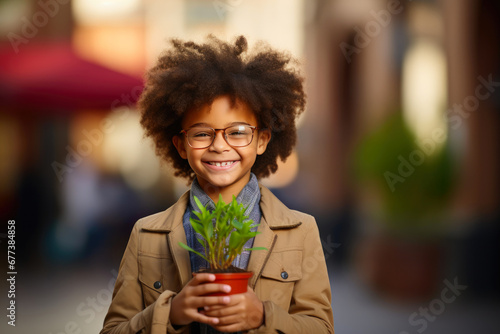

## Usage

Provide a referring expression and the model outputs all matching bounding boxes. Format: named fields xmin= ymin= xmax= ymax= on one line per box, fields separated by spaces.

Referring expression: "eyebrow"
xmin=187 ymin=121 xmax=251 ymax=129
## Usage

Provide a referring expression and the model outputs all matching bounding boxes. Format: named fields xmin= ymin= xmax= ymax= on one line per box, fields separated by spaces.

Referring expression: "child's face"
xmin=173 ymin=95 xmax=270 ymax=200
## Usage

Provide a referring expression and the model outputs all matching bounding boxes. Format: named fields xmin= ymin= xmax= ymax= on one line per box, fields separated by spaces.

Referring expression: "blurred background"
xmin=1 ymin=0 xmax=499 ymax=333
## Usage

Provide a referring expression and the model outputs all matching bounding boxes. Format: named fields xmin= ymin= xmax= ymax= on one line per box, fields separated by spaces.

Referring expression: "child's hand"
xmin=169 ymin=273 xmax=232 ymax=326
xmin=201 ymin=286 xmax=264 ymax=332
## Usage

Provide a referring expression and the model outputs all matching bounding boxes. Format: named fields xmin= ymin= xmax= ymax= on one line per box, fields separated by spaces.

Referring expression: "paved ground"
xmin=2 ymin=263 xmax=499 ymax=334
xmin=329 ymin=265 xmax=500 ymax=334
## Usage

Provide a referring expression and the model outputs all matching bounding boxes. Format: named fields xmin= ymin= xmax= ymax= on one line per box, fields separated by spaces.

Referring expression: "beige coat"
xmin=101 ymin=185 xmax=334 ymax=334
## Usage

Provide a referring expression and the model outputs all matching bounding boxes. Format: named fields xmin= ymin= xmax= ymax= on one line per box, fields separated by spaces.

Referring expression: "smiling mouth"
xmin=206 ymin=161 xmax=236 ymax=167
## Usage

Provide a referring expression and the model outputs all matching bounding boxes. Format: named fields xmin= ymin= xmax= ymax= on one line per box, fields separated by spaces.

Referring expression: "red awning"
xmin=0 ymin=43 xmax=144 ymax=113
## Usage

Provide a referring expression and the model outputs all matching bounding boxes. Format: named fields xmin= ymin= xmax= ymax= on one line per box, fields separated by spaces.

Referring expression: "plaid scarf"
xmin=183 ymin=173 xmax=261 ymax=273
xmin=182 ymin=174 xmax=261 ymax=334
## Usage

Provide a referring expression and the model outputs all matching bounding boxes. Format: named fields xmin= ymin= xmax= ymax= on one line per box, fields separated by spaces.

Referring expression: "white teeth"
xmin=209 ymin=161 xmax=234 ymax=167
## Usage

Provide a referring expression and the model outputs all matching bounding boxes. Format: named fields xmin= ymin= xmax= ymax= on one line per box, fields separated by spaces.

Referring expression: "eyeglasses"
xmin=180 ymin=124 xmax=258 ymax=149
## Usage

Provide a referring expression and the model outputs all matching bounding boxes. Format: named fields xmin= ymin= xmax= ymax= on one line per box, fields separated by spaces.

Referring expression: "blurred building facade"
xmin=0 ymin=1 xmax=498 ymax=332
xmin=1 ymin=1 xmax=499 ymax=333
xmin=302 ymin=0 xmax=499 ymax=299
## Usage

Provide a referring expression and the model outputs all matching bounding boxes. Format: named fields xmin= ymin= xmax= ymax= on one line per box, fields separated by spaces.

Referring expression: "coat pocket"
xmin=138 ymin=254 xmax=164 ymax=307
xmin=258 ymin=250 xmax=302 ymax=310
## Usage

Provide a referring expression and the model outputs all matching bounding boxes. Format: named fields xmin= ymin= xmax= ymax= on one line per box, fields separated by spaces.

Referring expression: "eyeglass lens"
xmin=186 ymin=125 xmax=254 ymax=148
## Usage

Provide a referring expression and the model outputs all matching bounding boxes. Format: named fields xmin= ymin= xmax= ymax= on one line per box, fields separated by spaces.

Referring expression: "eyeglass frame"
xmin=179 ymin=124 xmax=260 ymax=149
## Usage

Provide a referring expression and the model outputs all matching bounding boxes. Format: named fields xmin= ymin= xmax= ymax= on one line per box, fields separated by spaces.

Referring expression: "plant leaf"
xmin=190 ymin=219 xmax=207 ymax=238
xmin=194 ymin=196 xmax=205 ymax=211
xmin=229 ymin=231 xmax=241 ymax=249
xmin=232 ymin=219 xmax=243 ymax=230
xmin=206 ymin=218 xmax=213 ymax=239
xmin=178 ymin=242 xmax=208 ymax=261
xmin=246 ymin=231 xmax=260 ymax=237
xmin=245 ymin=247 xmax=268 ymax=251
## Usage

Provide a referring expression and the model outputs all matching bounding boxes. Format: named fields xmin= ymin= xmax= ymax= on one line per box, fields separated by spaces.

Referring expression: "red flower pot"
xmin=193 ymin=271 xmax=253 ymax=296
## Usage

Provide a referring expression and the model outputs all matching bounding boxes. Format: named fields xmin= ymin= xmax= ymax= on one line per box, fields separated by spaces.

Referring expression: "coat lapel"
xmin=140 ymin=185 xmax=301 ymax=290
xmin=165 ymin=191 xmax=192 ymax=287
xmin=247 ymin=214 xmax=276 ymax=288
xmin=141 ymin=191 xmax=192 ymax=287
xmin=247 ymin=185 xmax=302 ymax=287
xmin=168 ymin=222 xmax=192 ymax=287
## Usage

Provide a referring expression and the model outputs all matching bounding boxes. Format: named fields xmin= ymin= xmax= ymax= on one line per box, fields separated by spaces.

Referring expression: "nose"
xmin=209 ymin=129 xmax=230 ymax=152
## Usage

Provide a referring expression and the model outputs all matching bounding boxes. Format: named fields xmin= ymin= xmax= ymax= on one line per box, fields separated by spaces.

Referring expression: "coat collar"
xmin=139 ymin=185 xmax=303 ymax=287
xmin=258 ymin=186 xmax=303 ymax=230
xmin=140 ymin=185 xmax=302 ymax=233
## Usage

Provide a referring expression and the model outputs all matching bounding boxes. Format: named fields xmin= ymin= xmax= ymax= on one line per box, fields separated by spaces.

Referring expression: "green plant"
xmin=352 ymin=112 xmax=456 ymax=234
xmin=179 ymin=195 xmax=267 ymax=271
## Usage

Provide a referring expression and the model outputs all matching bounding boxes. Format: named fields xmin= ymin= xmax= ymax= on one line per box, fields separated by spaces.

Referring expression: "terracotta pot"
xmin=193 ymin=271 xmax=253 ymax=296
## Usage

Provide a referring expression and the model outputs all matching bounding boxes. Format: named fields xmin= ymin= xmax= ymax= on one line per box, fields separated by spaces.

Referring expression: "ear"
xmin=172 ymin=135 xmax=188 ymax=159
xmin=256 ymin=129 xmax=271 ymax=155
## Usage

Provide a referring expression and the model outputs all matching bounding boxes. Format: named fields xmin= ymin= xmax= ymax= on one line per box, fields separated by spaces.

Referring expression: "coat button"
xmin=154 ymin=281 xmax=162 ymax=289
xmin=281 ymin=271 xmax=288 ymax=279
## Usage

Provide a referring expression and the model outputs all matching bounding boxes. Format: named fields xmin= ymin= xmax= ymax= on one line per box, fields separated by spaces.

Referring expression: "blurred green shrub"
xmin=352 ymin=112 xmax=456 ymax=235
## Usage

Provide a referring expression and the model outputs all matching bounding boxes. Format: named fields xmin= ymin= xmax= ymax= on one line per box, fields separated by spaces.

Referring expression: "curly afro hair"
xmin=138 ymin=35 xmax=306 ymax=181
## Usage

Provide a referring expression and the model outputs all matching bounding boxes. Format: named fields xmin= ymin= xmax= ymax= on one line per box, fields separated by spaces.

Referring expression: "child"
xmin=101 ymin=35 xmax=334 ymax=334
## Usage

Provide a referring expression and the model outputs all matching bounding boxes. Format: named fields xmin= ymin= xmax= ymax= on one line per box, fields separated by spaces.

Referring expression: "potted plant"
xmin=179 ymin=195 xmax=267 ymax=295
xmin=351 ymin=112 xmax=456 ymax=300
